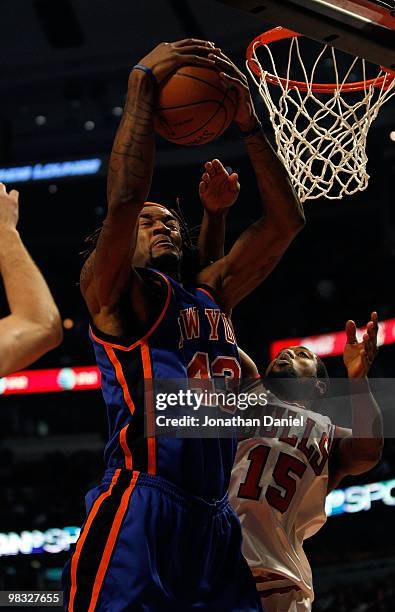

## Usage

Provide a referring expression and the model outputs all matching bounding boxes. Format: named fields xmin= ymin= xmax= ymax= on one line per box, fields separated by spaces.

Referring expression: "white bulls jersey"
xmin=229 ymin=393 xmax=335 ymax=602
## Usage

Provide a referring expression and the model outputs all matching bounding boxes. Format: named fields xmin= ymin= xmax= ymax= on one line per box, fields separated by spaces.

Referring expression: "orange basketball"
xmin=154 ymin=66 xmax=238 ymax=146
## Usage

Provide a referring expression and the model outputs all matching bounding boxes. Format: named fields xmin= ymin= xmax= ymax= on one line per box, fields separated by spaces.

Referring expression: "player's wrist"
xmin=347 ymin=370 xmax=369 ymax=380
xmin=202 ymin=206 xmax=230 ymax=219
xmin=0 ymin=227 xmax=21 ymax=261
xmin=237 ymin=115 xmax=261 ymax=135
xmin=132 ymin=64 xmax=157 ymax=84
xmin=348 ymin=376 xmax=371 ymax=400
xmin=128 ymin=65 xmax=157 ymax=90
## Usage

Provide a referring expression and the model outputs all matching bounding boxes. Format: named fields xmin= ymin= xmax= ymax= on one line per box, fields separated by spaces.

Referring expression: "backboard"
xmin=216 ymin=0 xmax=395 ymax=69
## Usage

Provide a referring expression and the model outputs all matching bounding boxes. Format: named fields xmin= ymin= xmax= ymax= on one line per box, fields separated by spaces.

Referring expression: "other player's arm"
xmin=81 ymin=40 xmax=220 ymax=322
xmin=0 ymin=184 xmax=62 ymax=376
xmin=197 ymin=54 xmax=305 ymax=311
xmin=197 ymin=160 xmax=239 ymax=267
xmin=328 ymin=312 xmax=383 ymax=492
xmin=239 ymin=347 xmax=260 ymax=378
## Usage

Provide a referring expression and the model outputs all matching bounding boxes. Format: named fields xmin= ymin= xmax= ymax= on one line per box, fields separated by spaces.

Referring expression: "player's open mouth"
xmin=154 ymin=240 xmax=174 ymax=248
xmin=276 ymin=356 xmax=292 ymax=365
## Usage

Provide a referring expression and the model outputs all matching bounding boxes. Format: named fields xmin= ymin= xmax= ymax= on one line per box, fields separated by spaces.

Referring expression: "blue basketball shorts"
xmin=62 ymin=469 xmax=263 ymax=611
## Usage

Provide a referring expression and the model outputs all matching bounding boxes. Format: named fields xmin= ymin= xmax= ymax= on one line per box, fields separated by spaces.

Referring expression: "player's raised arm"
xmin=328 ymin=312 xmax=384 ymax=491
xmin=0 ymin=184 xmax=62 ymax=376
xmin=197 ymin=53 xmax=305 ymax=311
xmin=197 ymin=159 xmax=240 ymax=267
xmin=82 ymin=40 xmax=220 ymax=316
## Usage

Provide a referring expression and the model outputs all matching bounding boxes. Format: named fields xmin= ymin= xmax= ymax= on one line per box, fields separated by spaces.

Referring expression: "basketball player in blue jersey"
xmin=62 ymin=39 xmax=305 ymax=611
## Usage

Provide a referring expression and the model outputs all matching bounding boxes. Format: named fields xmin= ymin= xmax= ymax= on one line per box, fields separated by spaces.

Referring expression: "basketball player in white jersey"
xmin=229 ymin=316 xmax=383 ymax=612
xmin=196 ymin=164 xmax=383 ymax=612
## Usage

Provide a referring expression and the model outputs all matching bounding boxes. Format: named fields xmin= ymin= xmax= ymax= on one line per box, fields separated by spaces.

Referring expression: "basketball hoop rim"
xmin=246 ymin=26 xmax=395 ymax=93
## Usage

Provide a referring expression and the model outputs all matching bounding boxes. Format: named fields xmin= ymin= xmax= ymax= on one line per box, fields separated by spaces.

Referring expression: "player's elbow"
xmin=49 ymin=312 xmax=63 ymax=348
xmin=294 ymin=210 xmax=306 ymax=232
xmin=284 ymin=207 xmax=306 ymax=235
xmin=369 ymin=440 xmax=384 ymax=465
xmin=352 ymin=440 xmax=383 ymax=471
xmin=39 ymin=311 xmax=63 ymax=350
xmin=363 ymin=449 xmax=383 ymax=469
xmin=270 ymin=208 xmax=305 ymax=244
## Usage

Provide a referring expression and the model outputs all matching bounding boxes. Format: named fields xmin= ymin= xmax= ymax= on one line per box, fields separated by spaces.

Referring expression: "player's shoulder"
xmin=239 ymin=348 xmax=260 ymax=378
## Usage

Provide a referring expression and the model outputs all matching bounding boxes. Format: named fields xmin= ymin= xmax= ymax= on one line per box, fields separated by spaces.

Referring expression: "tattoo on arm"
xmin=108 ymin=84 xmax=155 ymax=188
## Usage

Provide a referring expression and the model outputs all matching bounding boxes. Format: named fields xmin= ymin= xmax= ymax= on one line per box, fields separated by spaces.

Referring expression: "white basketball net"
xmin=247 ymin=37 xmax=395 ymax=201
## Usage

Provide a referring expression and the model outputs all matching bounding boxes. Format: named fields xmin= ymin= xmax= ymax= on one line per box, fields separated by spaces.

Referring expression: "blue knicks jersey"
xmin=89 ymin=268 xmax=241 ymax=500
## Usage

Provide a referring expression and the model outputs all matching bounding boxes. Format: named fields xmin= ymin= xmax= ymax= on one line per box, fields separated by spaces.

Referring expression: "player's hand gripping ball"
xmin=155 ymin=65 xmax=238 ymax=146
xmin=136 ymin=39 xmax=238 ymax=145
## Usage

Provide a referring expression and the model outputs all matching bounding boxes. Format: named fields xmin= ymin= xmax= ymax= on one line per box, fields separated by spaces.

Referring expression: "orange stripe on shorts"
xmin=88 ymin=471 xmax=140 ymax=611
xmin=68 ymin=469 xmax=121 ymax=612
